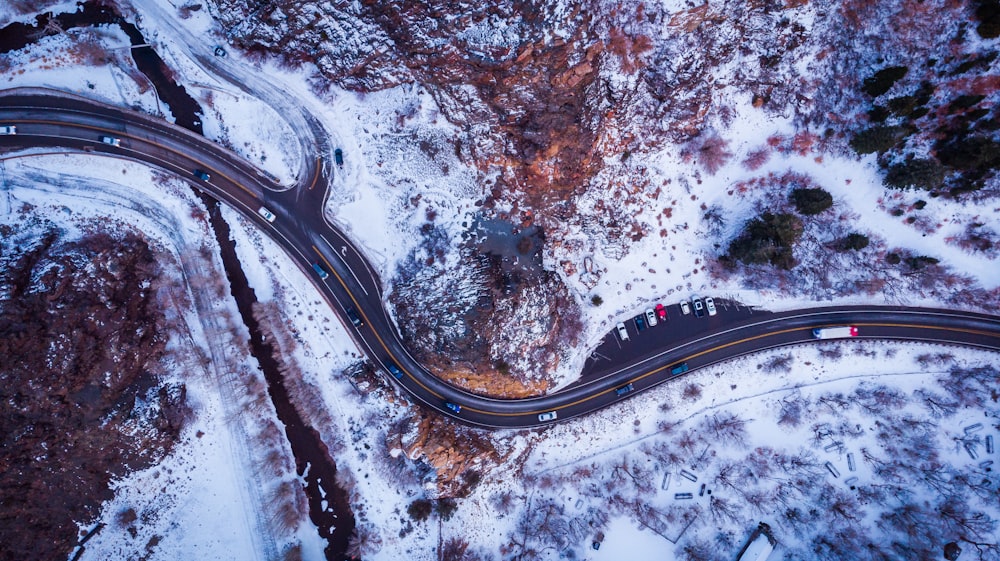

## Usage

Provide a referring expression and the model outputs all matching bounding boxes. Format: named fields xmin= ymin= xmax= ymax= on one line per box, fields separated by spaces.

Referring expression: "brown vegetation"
xmin=0 ymin=217 xmax=186 ymax=561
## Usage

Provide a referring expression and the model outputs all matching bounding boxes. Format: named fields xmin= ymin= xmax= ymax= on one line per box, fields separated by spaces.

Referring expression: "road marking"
xmin=307 ymin=157 xmax=322 ymax=190
xmin=8 ymin=118 xmax=258 ymax=198
xmin=312 ymin=245 xmax=444 ymax=401
xmin=460 ymin=321 xmax=1000 ymax=417
xmin=320 ymin=234 xmax=367 ymax=296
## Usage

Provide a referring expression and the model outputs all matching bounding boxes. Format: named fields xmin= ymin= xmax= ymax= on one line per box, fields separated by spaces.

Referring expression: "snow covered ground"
xmin=3 ymin=1 xmax=1000 ymax=560
xmin=0 ymin=155 xmax=323 ymax=560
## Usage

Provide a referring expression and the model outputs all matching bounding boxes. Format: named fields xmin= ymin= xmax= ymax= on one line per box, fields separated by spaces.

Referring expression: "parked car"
xmin=692 ymin=298 xmax=705 ymax=317
xmin=537 ymin=411 xmax=558 ymax=422
xmin=192 ymin=169 xmax=211 ymax=181
xmin=705 ymin=297 xmax=717 ymax=316
xmin=616 ymin=322 xmax=629 ymax=342
xmin=100 ymin=135 xmax=121 ymax=147
xmin=257 ymin=206 xmax=276 ymax=223
xmin=311 ymin=262 xmax=329 ymax=279
xmin=679 ymin=300 xmax=691 ymax=315
xmin=655 ymin=303 xmax=668 ymax=322
xmin=0 ymin=125 xmax=16 ymax=135
xmin=345 ymin=307 xmax=363 ymax=328
xmin=645 ymin=308 xmax=657 ymax=327
xmin=386 ymin=362 xmax=403 ymax=379
xmin=670 ymin=362 xmax=689 ymax=376
xmin=334 ymin=148 xmax=344 ymax=166
xmin=445 ymin=402 xmax=462 ymax=413
xmin=634 ymin=314 xmax=646 ymax=331
xmin=615 ymin=383 xmax=635 ymax=397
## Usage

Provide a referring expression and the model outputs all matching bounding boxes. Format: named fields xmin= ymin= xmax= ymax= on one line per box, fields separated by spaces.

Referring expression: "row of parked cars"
xmin=616 ymin=297 xmax=717 ymax=341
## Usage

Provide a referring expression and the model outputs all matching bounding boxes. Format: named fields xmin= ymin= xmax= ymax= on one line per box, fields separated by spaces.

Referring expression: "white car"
xmin=679 ymin=300 xmax=691 ymax=315
xmin=616 ymin=322 xmax=629 ymax=342
xmin=0 ymin=125 xmax=16 ymax=135
xmin=538 ymin=411 xmax=558 ymax=422
xmin=644 ymin=308 xmax=657 ymax=327
xmin=705 ymin=297 xmax=717 ymax=316
xmin=257 ymin=206 xmax=276 ymax=223
xmin=100 ymin=135 xmax=121 ymax=147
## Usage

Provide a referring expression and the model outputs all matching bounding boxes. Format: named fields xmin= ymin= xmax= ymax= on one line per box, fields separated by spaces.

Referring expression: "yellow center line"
xmin=11 ymin=118 xmax=257 ymax=199
xmin=307 ymin=157 xmax=322 ymax=191
xmin=312 ymin=246 xmax=444 ymax=402
xmin=467 ymin=321 xmax=1000 ymax=417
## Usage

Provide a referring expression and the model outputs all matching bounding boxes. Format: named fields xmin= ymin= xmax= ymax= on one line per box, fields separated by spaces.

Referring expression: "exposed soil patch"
xmin=0 ymin=214 xmax=187 ymax=561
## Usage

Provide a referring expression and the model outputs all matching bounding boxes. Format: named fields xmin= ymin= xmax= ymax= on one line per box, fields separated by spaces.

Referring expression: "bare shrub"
xmin=682 ymin=383 xmax=703 ymax=401
xmin=703 ymin=412 xmax=749 ymax=447
xmin=777 ymin=394 xmax=810 ymax=427
xmin=691 ymin=134 xmax=732 ymax=175
xmin=345 ymin=523 xmax=382 ymax=559
xmin=760 ymin=353 xmax=794 ymax=373
xmin=742 ymin=147 xmax=771 ymax=171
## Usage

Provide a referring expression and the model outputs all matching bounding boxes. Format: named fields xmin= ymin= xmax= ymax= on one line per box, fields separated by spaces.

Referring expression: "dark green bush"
xmin=948 ymin=95 xmax=986 ymax=112
xmin=727 ymin=212 xmax=804 ymax=270
xmin=850 ymin=125 xmax=908 ymax=155
xmin=790 ymin=188 xmax=834 ymax=215
xmin=436 ymin=498 xmax=458 ymax=521
xmin=863 ymin=66 xmax=909 ymax=97
xmin=886 ymin=252 xmax=902 ymax=265
xmin=975 ymin=0 xmax=1000 ymax=38
xmin=591 ymin=295 xmax=603 ymax=306
xmin=906 ymin=255 xmax=940 ymax=269
xmin=936 ymin=136 xmax=1000 ymax=170
xmin=868 ymin=105 xmax=890 ymax=123
xmin=841 ymin=233 xmax=870 ymax=251
xmin=888 ymin=96 xmax=918 ymax=117
xmin=884 ymin=158 xmax=947 ymax=190
xmin=407 ymin=499 xmax=433 ymax=522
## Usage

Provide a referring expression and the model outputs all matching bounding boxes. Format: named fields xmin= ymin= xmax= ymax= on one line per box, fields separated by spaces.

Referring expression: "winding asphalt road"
xmin=3 ymin=88 xmax=1000 ymax=429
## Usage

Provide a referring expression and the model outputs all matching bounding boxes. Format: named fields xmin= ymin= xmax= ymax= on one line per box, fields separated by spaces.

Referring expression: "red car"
xmin=654 ymin=303 xmax=668 ymax=322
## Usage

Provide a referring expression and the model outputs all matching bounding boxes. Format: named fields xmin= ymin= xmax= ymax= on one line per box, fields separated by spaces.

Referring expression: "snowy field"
xmin=0 ymin=155 xmax=323 ymax=560
xmin=2 ymin=1 xmax=999 ymax=560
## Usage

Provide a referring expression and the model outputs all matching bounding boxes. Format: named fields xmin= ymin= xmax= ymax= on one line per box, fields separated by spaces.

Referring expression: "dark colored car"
xmin=692 ymin=298 xmax=705 ymax=318
xmin=386 ymin=362 xmax=403 ymax=379
xmin=655 ymin=303 xmax=668 ymax=322
xmin=634 ymin=314 xmax=646 ymax=331
xmin=445 ymin=402 xmax=462 ymax=413
xmin=615 ymin=383 xmax=635 ymax=397
xmin=346 ymin=307 xmax=363 ymax=328
xmin=334 ymin=148 xmax=344 ymax=166
xmin=193 ymin=169 xmax=211 ymax=181
xmin=670 ymin=362 xmax=689 ymax=376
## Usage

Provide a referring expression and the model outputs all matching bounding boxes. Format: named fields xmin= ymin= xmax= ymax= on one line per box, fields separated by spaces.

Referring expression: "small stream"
xmin=1 ymin=4 xmax=355 ymax=559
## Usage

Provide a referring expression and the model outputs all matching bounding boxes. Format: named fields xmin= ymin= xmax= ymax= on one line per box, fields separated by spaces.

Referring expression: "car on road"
xmin=615 ymin=383 xmax=635 ymax=397
xmin=538 ymin=411 xmax=558 ymax=422
xmin=655 ymin=303 xmax=668 ymax=322
xmin=670 ymin=362 xmax=689 ymax=376
xmin=616 ymin=322 xmax=629 ymax=342
xmin=645 ymin=308 xmax=657 ymax=327
xmin=705 ymin=297 xmax=717 ymax=316
xmin=334 ymin=148 xmax=344 ymax=166
xmin=386 ymin=362 xmax=403 ymax=379
xmin=257 ymin=206 xmax=277 ymax=223
xmin=679 ymin=300 xmax=691 ymax=315
xmin=193 ymin=169 xmax=211 ymax=181
xmin=445 ymin=402 xmax=462 ymax=413
xmin=100 ymin=135 xmax=121 ymax=147
xmin=634 ymin=314 xmax=646 ymax=331
xmin=692 ymin=298 xmax=705 ymax=317
xmin=0 ymin=125 xmax=15 ymax=135
xmin=311 ymin=262 xmax=329 ymax=279
xmin=345 ymin=307 xmax=363 ymax=328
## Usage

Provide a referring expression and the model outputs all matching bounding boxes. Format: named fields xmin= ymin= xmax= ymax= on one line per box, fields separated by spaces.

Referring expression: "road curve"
xmin=3 ymin=88 xmax=1000 ymax=429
